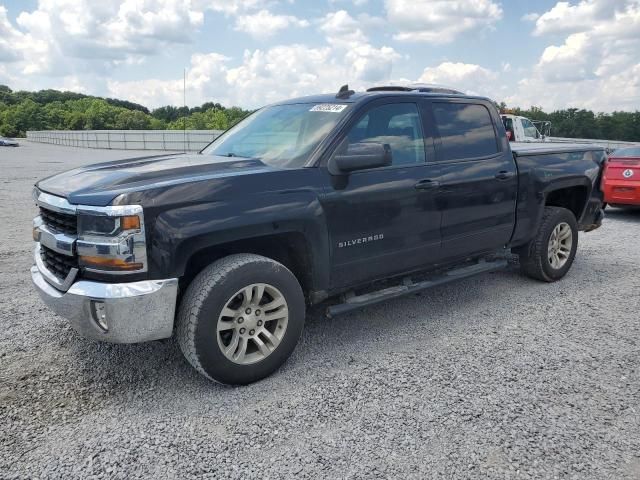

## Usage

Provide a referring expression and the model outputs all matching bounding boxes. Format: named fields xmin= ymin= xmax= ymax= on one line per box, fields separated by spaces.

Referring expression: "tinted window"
xmin=433 ymin=103 xmax=498 ymax=161
xmin=613 ymin=146 xmax=640 ymax=158
xmin=339 ymin=103 xmax=426 ymax=166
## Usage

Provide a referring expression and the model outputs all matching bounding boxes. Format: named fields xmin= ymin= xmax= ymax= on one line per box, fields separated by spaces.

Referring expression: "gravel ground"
xmin=1 ymin=141 xmax=639 ymax=479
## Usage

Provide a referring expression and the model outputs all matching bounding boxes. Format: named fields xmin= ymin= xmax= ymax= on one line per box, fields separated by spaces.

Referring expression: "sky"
xmin=0 ymin=0 xmax=639 ymax=112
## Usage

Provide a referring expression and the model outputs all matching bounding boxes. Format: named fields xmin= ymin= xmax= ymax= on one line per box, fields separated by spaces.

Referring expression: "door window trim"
xmin=318 ymin=97 xmax=435 ymax=172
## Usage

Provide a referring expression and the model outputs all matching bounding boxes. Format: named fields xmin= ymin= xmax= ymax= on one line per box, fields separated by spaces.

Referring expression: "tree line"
xmin=497 ymin=103 xmax=640 ymax=142
xmin=1 ymin=85 xmax=639 ymax=142
xmin=0 ymin=85 xmax=250 ymax=137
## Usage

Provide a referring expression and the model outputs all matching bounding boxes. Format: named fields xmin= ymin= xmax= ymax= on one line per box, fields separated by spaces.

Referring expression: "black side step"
xmin=325 ymin=259 xmax=508 ymax=318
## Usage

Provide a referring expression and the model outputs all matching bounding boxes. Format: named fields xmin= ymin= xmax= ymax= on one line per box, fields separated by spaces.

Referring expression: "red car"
xmin=601 ymin=146 xmax=640 ymax=208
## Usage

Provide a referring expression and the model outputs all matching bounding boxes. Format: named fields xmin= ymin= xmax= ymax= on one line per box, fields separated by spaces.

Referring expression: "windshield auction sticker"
xmin=310 ymin=104 xmax=348 ymax=113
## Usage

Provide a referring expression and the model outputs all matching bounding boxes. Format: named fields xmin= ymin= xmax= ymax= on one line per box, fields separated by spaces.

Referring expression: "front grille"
xmin=40 ymin=245 xmax=78 ymax=280
xmin=39 ymin=207 xmax=77 ymax=235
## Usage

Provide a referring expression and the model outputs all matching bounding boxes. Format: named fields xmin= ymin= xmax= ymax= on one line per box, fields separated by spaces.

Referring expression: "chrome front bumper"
xmin=31 ymin=266 xmax=178 ymax=343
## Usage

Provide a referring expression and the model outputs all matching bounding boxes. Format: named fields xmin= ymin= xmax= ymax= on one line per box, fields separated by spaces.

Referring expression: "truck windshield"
xmin=202 ymin=103 xmax=350 ymax=168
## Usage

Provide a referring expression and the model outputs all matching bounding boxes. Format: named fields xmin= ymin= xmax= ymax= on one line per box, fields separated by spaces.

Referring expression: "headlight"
xmin=78 ymin=214 xmax=140 ymax=236
xmin=76 ymin=205 xmax=147 ymax=274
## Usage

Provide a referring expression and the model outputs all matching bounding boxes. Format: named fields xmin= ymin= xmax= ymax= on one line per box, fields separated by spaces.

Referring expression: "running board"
xmin=325 ymin=259 xmax=508 ymax=318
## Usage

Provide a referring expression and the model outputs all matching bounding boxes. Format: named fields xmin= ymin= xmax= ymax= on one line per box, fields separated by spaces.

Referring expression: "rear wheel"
xmin=518 ymin=206 xmax=578 ymax=282
xmin=177 ymin=254 xmax=305 ymax=385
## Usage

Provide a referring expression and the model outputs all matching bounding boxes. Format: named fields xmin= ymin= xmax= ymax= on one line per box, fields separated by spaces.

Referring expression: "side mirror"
xmin=329 ymin=142 xmax=392 ymax=175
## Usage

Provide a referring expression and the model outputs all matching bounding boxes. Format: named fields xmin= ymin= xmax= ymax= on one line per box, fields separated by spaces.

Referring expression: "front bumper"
xmin=31 ymin=266 xmax=178 ymax=343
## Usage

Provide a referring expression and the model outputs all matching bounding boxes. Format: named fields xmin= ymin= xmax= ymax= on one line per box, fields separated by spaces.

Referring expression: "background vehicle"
xmin=31 ymin=86 xmax=605 ymax=385
xmin=0 ymin=137 xmax=19 ymax=147
xmin=601 ymin=146 xmax=640 ymax=208
xmin=501 ymin=114 xmax=550 ymax=142
xmin=501 ymin=113 xmax=640 ymax=154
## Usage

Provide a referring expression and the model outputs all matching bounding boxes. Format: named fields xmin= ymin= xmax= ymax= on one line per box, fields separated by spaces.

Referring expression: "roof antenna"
xmin=336 ymin=84 xmax=354 ymax=99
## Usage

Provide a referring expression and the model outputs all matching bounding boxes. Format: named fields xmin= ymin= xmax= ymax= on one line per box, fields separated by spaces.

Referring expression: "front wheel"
xmin=518 ymin=206 xmax=579 ymax=282
xmin=176 ymin=254 xmax=305 ymax=385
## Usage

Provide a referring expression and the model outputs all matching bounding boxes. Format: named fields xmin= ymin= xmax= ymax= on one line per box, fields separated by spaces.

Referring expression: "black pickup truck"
xmin=31 ymin=86 xmax=605 ymax=384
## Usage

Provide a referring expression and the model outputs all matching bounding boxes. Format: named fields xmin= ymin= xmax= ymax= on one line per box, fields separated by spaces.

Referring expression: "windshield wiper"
xmin=218 ymin=152 xmax=249 ymax=158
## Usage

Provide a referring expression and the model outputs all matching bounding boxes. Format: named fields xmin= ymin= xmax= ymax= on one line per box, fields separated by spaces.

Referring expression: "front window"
xmin=202 ymin=103 xmax=350 ymax=168
xmin=336 ymin=103 xmax=426 ymax=166
xmin=521 ymin=118 xmax=540 ymax=139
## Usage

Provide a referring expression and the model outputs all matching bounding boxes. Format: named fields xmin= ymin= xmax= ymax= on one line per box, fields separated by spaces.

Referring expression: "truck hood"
xmin=36 ymin=153 xmax=274 ymax=206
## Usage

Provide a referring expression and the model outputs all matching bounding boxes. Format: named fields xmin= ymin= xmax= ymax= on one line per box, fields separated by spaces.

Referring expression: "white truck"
xmin=501 ymin=114 xmax=550 ymax=143
xmin=501 ymin=113 xmax=639 ymax=153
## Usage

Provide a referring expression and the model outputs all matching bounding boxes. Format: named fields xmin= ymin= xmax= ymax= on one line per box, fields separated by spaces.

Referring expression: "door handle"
xmin=495 ymin=171 xmax=515 ymax=180
xmin=414 ymin=179 xmax=441 ymax=190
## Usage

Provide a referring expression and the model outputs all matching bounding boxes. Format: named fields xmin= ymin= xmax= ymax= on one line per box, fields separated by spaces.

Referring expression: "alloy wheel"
xmin=547 ymin=222 xmax=573 ymax=269
xmin=216 ymin=283 xmax=289 ymax=365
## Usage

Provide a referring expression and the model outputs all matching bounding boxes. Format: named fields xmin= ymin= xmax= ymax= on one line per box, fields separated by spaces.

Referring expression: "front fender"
xmin=150 ymin=191 xmax=330 ymax=292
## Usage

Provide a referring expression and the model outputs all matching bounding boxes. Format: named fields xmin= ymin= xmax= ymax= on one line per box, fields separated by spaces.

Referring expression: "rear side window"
xmin=433 ymin=103 xmax=498 ymax=161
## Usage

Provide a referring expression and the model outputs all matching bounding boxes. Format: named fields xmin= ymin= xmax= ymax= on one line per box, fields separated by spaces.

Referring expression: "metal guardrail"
xmin=548 ymin=137 xmax=640 ymax=153
xmin=25 ymin=130 xmax=640 ymax=154
xmin=26 ymin=130 xmax=224 ymax=152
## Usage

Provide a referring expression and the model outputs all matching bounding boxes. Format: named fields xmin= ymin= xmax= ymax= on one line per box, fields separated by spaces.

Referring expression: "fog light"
xmin=91 ymin=300 xmax=108 ymax=332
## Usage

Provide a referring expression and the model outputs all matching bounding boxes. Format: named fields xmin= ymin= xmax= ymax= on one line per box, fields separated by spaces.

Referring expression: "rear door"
xmin=427 ymin=100 xmax=518 ymax=260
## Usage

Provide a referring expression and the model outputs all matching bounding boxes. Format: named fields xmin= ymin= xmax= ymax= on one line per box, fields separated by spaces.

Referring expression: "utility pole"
xmin=183 ymin=68 xmax=187 ymax=153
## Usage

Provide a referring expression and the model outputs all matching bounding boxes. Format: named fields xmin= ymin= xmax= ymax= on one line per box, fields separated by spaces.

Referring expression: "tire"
xmin=518 ymin=206 xmax=579 ymax=282
xmin=176 ymin=254 xmax=305 ymax=385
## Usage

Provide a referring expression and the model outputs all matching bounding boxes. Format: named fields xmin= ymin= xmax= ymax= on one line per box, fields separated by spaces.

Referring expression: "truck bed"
xmin=511 ymin=141 xmax=603 ymax=156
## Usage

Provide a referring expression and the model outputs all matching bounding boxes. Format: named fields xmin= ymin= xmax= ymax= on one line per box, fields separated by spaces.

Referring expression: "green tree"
xmin=64 ymin=111 xmax=87 ymax=130
xmin=0 ymin=99 xmax=46 ymax=136
xmin=114 ymin=110 xmax=151 ymax=129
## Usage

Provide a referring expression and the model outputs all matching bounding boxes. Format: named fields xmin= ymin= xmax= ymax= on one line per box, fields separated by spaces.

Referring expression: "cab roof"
xmin=272 ymin=89 xmax=493 ymax=107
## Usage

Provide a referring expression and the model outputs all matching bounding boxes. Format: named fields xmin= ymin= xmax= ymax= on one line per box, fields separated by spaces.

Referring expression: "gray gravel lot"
xmin=1 ymin=141 xmax=639 ymax=479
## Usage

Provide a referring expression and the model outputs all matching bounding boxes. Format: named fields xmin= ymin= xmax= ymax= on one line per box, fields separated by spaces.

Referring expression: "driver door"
xmin=318 ymin=99 xmax=443 ymax=289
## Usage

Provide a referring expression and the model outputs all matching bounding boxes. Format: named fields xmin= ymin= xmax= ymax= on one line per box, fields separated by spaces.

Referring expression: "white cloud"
xmin=346 ymin=44 xmax=400 ymax=82
xmin=417 ymin=62 xmax=499 ymax=97
xmin=234 ymin=9 xmax=309 ymax=39
xmin=2 ymin=0 xmax=638 ymax=113
xmin=508 ymin=0 xmax=640 ymax=111
xmin=0 ymin=5 xmax=24 ymax=62
xmin=532 ymin=0 xmax=627 ymax=36
xmin=200 ymin=0 xmax=265 ymax=15
xmin=6 ymin=0 xmax=283 ymax=77
xmin=108 ymin=40 xmax=402 ymax=108
xmin=385 ymin=0 xmax=503 ymax=43
xmin=537 ymin=33 xmax=597 ymax=82
xmin=11 ymin=0 xmax=207 ymax=76
xmin=319 ymin=10 xmax=368 ymax=46
xmin=532 ymin=0 xmax=640 ymax=84
xmin=109 ymin=45 xmax=338 ymax=107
